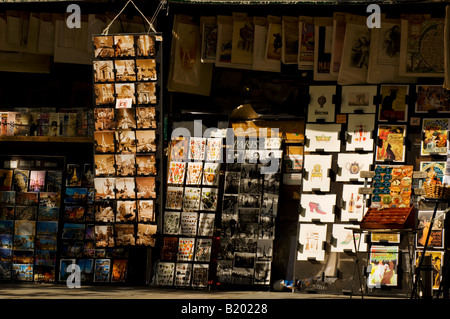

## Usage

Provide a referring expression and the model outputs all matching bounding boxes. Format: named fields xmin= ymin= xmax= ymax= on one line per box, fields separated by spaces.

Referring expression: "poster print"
xmin=299 ymin=194 xmax=336 ymax=223
xmin=313 ymin=18 xmax=337 ymax=81
xmin=302 ymin=154 xmax=332 ymax=192
xmin=415 ymin=85 xmax=450 ymax=113
xmin=340 ymin=85 xmax=378 ymax=114
xmin=94 ymin=258 xmax=111 ymax=282
xmin=166 ymin=186 xmax=183 ymax=210
xmin=298 ymin=16 xmax=314 ymax=70
xmin=400 ymin=17 xmax=444 ymax=77
xmin=367 ymin=245 xmax=399 ymax=288
xmin=94 ymin=131 xmax=115 ymax=153
xmin=28 ymin=171 xmax=45 ymax=192
xmin=341 ymin=184 xmax=365 ymax=222
xmin=189 ymin=137 xmax=207 ymax=161
xmin=182 ymin=187 xmax=201 ymax=212
xmin=421 ymin=118 xmax=449 ymax=156
xmin=177 ymin=237 xmax=195 ymax=262
xmin=346 ymin=114 xmax=375 ymax=151
xmin=304 ymin=123 xmax=341 ymax=152
xmin=417 ymin=210 xmax=445 ymax=249
xmin=175 ymin=263 xmax=192 ymax=287
xmin=164 ymin=211 xmax=181 ymax=235
xmin=231 ymin=16 xmax=254 ymax=66
xmin=378 ymin=85 xmax=409 ymax=122
xmin=281 ymin=16 xmax=299 ymax=65
xmin=307 ymin=86 xmax=336 ymax=123
xmin=265 ymin=17 xmax=282 ymax=62
xmin=297 ymin=223 xmax=327 ymax=261
xmin=200 ymin=16 xmax=218 ymax=63
xmin=420 ymin=161 xmax=445 ymax=186
xmin=13 ymin=169 xmax=29 ymax=192
xmin=186 ymin=162 xmax=203 ymax=185
xmin=415 ymin=250 xmax=443 ymax=289
xmin=376 ymin=124 xmax=407 ymax=162
xmin=331 ymin=224 xmax=367 ymax=253
xmin=167 ymin=162 xmax=185 ymax=185
xmin=136 ymin=224 xmax=157 ymax=246
xmin=157 ymin=262 xmax=175 ymax=286
xmin=336 ymin=153 xmax=373 ymax=182
xmin=200 ymin=188 xmax=218 ymax=211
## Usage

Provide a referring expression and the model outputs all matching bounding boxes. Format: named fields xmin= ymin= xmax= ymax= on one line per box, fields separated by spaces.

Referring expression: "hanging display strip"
xmin=0 ymin=155 xmax=64 ymax=282
xmin=92 ymin=32 xmax=163 ymax=283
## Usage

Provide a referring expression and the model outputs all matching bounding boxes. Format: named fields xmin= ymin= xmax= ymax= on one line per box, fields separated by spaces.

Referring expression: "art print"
xmin=95 ymin=131 xmax=115 ymax=153
xmin=367 ymin=245 xmax=399 ymax=288
xmin=175 ymin=263 xmax=192 ymax=287
xmin=136 ymin=176 xmax=156 ymax=198
xmin=192 ymin=264 xmax=209 ymax=288
xmin=346 ymin=114 xmax=375 ymax=151
xmin=371 ymin=165 xmax=413 ymax=209
xmin=136 ymin=130 xmax=156 ymax=153
xmin=136 ymin=155 xmax=157 ymax=176
xmin=94 ymin=258 xmax=111 ymax=282
xmin=415 ymin=85 xmax=450 ymax=113
xmin=304 ymin=123 xmax=341 ymax=152
xmin=417 ymin=210 xmax=445 ymax=249
xmin=165 ymin=186 xmax=183 ymax=210
xmin=111 ymin=259 xmax=128 ymax=282
xmin=116 ymin=200 xmax=136 ymax=223
xmin=302 ymin=154 xmax=332 ymax=192
xmin=415 ymin=250 xmax=443 ymax=289
xmin=189 ymin=137 xmax=207 ymax=161
xmin=299 ymin=194 xmax=336 ymax=223
xmin=94 ymin=177 xmax=115 ymax=200
xmin=307 ymin=86 xmax=336 ymax=122
xmin=164 ymin=211 xmax=181 ymax=235
xmin=231 ymin=16 xmax=254 ymax=66
xmin=340 ymin=85 xmax=378 ymax=114
xmin=330 ymin=12 xmax=346 ymax=76
xmin=177 ymin=237 xmax=195 ymax=262
xmin=281 ymin=16 xmax=299 ymax=65
xmin=168 ymin=162 xmax=186 ymax=185
xmin=265 ymin=19 xmax=282 ymax=62
xmin=421 ymin=118 xmax=449 ymax=156
xmin=94 ymin=83 xmax=115 ymax=105
xmin=298 ymin=16 xmax=314 ymax=70
xmin=138 ymin=200 xmax=154 ymax=222
xmin=182 ymin=187 xmax=201 ymax=212
xmin=400 ymin=17 xmax=444 ymax=77
xmin=341 ymin=184 xmax=365 ymax=222
xmin=156 ymin=262 xmax=175 ymax=286
xmin=95 ymin=225 xmax=114 ymax=248
xmin=202 ymin=163 xmax=220 ymax=186
xmin=136 ymin=59 xmax=157 ymax=81
xmin=93 ymin=35 xmax=114 ymax=58
xmin=93 ymin=60 xmax=114 ymax=83
xmin=115 ymin=154 xmax=136 ymax=176
xmin=376 ymin=124 xmax=406 ymax=162
xmin=297 ymin=223 xmax=327 ymax=261
xmin=197 ymin=213 xmax=215 ymax=237
xmin=95 ymin=202 xmax=115 ymax=223
xmin=13 ymin=169 xmax=29 ymax=192
xmin=94 ymin=108 xmax=115 ymax=131
xmin=115 ymin=177 xmax=135 ymax=199
xmin=136 ymin=224 xmax=157 ymax=246
xmin=201 ymin=16 xmax=218 ymax=63
xmin=28 ymin=171 xmax=45 ymax=192
xmin=336 ymin=153 xmax=373 ymax=182
xmin=95 ymin=154 xmax=115 ymax=176
xmin=313 ymin=19 xmax=337 ymax=81
xmin=115 ymin=130 xmax=136 ymax=154
xmin=200 ymin=188 xmax=218 ymax=211
xmin=114 ymin=59 xmax=136 ymax=82
xmin=331 ymin=224 xmax=367 ymax=253
xmin=206 ymin=138 xmax=223 ymax=162
xmin=186 ymin=162 xmax=203 ymax=185
xmin=420 ymin=161 xmax=445 ymax=186
xmin=378 ymin=85 xmax=409 ymax=122
xmin=136 ymin=106 xmax=156 ymax=128
xmin=114 ymin=35 xmax=135 ymax=57
xmin=115 ymin=107 xmax=136 ymax=129
xmin=115 ymin=224 xmax=135 ymax=246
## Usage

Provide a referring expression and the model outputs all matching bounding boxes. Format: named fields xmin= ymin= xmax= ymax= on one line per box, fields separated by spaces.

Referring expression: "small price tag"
xmin=413 ymin=171 xmax=427 ymax=179
xmin=414 ymin=188 xmax=426 ymax=195
xmin=359 ymin=187 xmax=373 ymax=195
xmin=360 ymin=171 xmax=375 ymax=179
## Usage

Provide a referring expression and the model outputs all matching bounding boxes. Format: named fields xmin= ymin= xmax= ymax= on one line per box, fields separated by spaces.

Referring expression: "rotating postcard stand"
xmin=91 ymin=0 xmax=164 ymax=284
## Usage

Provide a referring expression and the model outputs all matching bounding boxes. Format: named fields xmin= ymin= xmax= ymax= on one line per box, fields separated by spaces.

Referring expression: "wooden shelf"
xmin=0 ymin=136 xmax=93 ymax=143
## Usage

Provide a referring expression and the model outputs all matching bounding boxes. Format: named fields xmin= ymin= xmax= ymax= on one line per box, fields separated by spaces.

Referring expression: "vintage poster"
xmin=330 ymin=12 xmax=346 ymax=76
xmin=415 ymin=85 xmax=450 ymax=113
xmin=371 ymin=165 xmax=413 ymax=209
xmin=297 ymin=224 xmax=327 ymax=261
xmin=298 ymin=16 xmax=314 ymax=70
xmin=307 ymin=86 xmax=336 ymax=123
xmin=378 ymin=85 xmax=409 ymax=122
xmin=252 ymin=17 xmax=280 ymax=72
xmin=313 ymin=17 xmax=337 ymax=81
xmin=231 ymin=15 xmax=254 ymax=66
xmin=346 ymin=114 xmax=376 ymax=151
xmin=340 ymin=85 xmax=378 ymax=114
xmin=304 ymin=123 xmax=341 ymax=152
xmin=417 ymin=210 xmax=445 ymax=249
xmin=367 ymin=245 xmax=399 ymax=288
xmin=420 ymin=161 xmax=445 ymax=185
xmin=421 ymin=118 xmax=449 ymax=156
xmin=375 ymin=124 xmax=407 ymax=163
xmin=281 ymin=16 xmax=299 ymax=65
xmin=265 ymin=16 xmax=282 ymax=62
xmin=400 ymin=16 xmax=444 ymax=77
xmin=299 ymin=194 xmax=336 ymax=223
xmin=415 ymin=250 xmax=444 ymax=289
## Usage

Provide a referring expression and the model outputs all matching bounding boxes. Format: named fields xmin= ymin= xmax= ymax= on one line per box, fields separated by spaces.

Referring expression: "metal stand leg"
xmin=351 ymin=229 xmax=365 ymax=299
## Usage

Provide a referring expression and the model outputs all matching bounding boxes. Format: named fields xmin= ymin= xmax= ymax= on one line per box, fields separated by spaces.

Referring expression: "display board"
xmin=91 ymin=32 xmax=163 ymax=283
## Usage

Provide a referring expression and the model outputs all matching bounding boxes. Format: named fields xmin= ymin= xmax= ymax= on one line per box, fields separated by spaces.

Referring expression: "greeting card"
xmin=341 ymin=184 xmax=365 ymax=222
xmin=302 ymin=154 xmax=332 ymax=192
xmin=304 ymin=123 xmax=341 ymax=152
xmin=336 ymin=153 xmax=373 ymax=182
xmin=331 ymin=224 xmax=367 ymax=253
xmin=297 ymin=223 xmax=327 ymax=261
xmin=299 ymin=194 xmax=336 ymax=223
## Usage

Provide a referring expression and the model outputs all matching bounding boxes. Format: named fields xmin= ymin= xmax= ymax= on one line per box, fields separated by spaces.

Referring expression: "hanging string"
xmin=102 ymin=0 xmax=166 ymax=35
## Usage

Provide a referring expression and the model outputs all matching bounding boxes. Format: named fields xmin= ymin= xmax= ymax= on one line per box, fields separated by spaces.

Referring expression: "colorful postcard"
xmin=421 ymin=118 xmax=449 ymax=156
xmin=420 ymin=161 xmax=445 ymax=186
xmin=177 ymin=237 xmax=195 ymax=262
xmin=378 ymin=85 xmax=409 ymax=122
xmin=415 ymin=85 xmax=450 ymax=113
xmin=367 ymin=245 xmax=399 ymax=288
xmin=376 ymin=124 xmax=407 ymax=162
xmin=371 ymin=165 xmax=413 ymax=209
xmin=94 ymin=258 xmax=111 ymax=282
xmin=167 ymin=162 xmax=186 ymax=185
